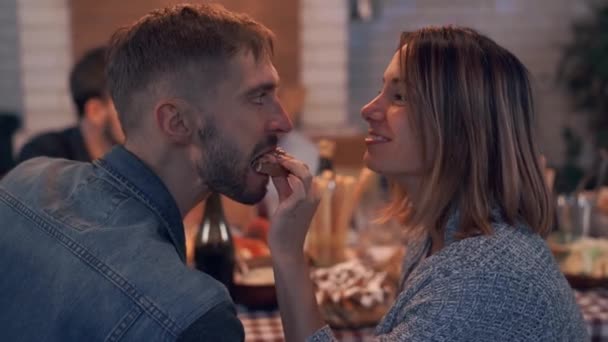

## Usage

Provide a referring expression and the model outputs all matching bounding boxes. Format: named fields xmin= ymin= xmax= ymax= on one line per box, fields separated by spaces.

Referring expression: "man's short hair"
xmin=69 ymin=46 xmax=108 ymax=119
xmin=106 ymin=3 xmax=275 ymax=135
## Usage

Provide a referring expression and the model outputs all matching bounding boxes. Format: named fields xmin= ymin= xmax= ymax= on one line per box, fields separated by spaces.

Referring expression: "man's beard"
xmin=198 ymin=122 xmax=278 ymax=204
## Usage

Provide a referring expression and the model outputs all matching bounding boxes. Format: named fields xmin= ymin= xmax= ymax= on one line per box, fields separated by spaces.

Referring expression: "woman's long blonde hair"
xmin=385 ymin=26 xmax=553 ymax=238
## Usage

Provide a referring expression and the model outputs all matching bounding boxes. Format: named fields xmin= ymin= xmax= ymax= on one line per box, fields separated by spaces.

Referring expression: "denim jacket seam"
xmin=0 ymin=187 xmax=182 ymax=337
xmin=94 ymin=160 xmax=186 ymax=262
xmin=105 ymin=305 xmax=143 ymax=342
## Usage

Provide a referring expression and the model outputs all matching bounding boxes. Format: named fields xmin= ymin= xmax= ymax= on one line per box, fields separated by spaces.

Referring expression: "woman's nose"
xmin=361 ymin=95 xmax=385 ymax=122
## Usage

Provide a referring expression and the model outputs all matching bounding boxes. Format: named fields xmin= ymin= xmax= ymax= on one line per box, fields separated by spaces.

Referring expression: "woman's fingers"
xmin=278 ymin=156 xmax=313 ymax=192
xmin=272 ymin=176 xmax=292 ymax=202
xmin=287 ymin=174 xmax=306 ymax=201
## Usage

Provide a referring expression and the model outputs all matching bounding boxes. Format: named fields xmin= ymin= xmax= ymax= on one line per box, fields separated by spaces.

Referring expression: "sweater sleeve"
xmin=372 ymin=273 xmax=555 ymax=341
xmin=306 ymin=325 xmax=337 ymax=342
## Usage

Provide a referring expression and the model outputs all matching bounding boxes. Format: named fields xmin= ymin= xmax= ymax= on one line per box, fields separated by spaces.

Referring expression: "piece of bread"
xmin=254 ymin=149 xmax=289 ymax=177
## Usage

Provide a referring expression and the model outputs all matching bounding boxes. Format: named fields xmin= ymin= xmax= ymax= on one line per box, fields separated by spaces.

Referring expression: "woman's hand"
xmin=267 ymin=153 xmax=326 ymax=341
xmin=268 ymin=153 xmax=320 ymax=256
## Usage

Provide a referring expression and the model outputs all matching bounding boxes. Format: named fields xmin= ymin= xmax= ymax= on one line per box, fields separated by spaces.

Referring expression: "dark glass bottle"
xmin=316 ymin=139 xmax=336 ymax=175
xmin=317 ymin=157 xmax=335 ymax=175
xmin=194 ymin=193 xmax=235 ymax=290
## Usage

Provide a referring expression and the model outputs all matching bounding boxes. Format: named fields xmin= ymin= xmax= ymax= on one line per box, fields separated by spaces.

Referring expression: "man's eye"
xmin=253 ymin=92 xmax=267 ymax=105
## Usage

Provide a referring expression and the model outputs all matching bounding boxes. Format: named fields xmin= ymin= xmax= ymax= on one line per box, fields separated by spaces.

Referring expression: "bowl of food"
xmin=232 ymin=256 xmax=277 ymax=309
xmin=311 ymin=258 xmax=398 ymax=328
xmin=549 ymin=235 xmax=608 ymax=289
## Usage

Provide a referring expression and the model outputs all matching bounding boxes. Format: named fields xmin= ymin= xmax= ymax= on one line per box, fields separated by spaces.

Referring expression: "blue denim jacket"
xmin=0 ymin=146 xmax=239 ymax=341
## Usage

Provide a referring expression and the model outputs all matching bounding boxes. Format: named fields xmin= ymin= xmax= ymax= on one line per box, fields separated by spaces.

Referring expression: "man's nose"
xmin=268 ymin=102 xmax=293 ymax=134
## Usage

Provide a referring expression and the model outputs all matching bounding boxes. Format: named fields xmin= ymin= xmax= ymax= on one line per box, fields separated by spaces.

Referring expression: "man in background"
xmin=16 ymin=46 xmax=124 ymax=163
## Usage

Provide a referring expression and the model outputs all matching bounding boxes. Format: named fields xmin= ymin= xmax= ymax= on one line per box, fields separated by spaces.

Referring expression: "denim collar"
xmin=95 ymin=146 xmax=186 ymax=262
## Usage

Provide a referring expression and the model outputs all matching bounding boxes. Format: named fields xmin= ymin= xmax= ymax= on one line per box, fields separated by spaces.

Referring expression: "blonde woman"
xmin=269 ymin=26 xmax=588 ymax=341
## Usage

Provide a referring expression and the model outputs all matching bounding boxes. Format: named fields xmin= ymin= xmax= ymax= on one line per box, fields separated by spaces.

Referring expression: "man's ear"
xmin=155 ymin=101 xmax=194 ymax=145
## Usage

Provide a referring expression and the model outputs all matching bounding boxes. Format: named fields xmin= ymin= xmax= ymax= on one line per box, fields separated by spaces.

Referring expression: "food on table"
xmin=234 ymin=236 xmax=270 ymax=260
xmin=311 ymin=259 xmax=397 ymax=328
xmin=232 ymin=253 xmax=276 ymax=308
xmin=558 ymin=238 xmax=608 ymax=279
xmin=234 ymin=266 xmax=275 ymax=286
xmin=233 ymin=220 xmax=272 ymax=288
xmin=244 ymin=216 xmax=270 ymax=243
xmin=358 ymin=245 xmax=405 ymax=281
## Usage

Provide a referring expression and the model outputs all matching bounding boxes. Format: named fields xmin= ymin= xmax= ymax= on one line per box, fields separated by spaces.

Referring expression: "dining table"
xmin=237 ymin=288 xmax=608 ymax=341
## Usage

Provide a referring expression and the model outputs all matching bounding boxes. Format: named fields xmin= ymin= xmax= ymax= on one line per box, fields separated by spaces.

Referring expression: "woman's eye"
xmin=394 ymin=93 xmax=407 ymax=104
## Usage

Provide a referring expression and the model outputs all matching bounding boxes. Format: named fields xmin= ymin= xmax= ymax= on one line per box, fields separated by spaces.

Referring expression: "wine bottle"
xmin=194 ymin=192 xmax=235 ymax=291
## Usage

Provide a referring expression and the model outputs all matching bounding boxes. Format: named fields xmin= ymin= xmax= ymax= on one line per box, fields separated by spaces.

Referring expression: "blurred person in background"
xmin=0 ymin=4 xmax=292 ymax=341
xmin=0 ymin=113 xmax=19 ymax=178
xmin=16 ymin=46 xmax=124 ymax=164
xmin=267 ymin=26 xmax=588 ymax=341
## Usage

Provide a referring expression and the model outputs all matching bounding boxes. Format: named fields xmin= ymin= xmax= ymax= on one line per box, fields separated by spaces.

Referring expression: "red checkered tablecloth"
xmin=238 ymin=308 xmax=375 ymax=342
xmin=576 ymin=289 xmax=608 ymax=341
xmin=238 ymin=289 xmax=608 ymax=341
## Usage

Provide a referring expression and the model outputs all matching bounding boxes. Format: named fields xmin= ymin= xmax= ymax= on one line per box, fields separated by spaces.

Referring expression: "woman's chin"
xmin=363 ymin=154 xmax=379 ymax=172
xmin=363 ymin=153 xmax=391 ymax=175
xmin=363 ymin=160 xmax=417 ymax=183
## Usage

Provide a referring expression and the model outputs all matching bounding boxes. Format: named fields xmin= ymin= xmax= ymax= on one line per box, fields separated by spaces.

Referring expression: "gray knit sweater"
xmin=308 ymin=215 xmax=589 ymax=341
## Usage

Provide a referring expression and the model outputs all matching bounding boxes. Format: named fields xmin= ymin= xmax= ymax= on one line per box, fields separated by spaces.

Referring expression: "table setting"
xmin=188 ymin=160 xmax=608 ymax=341
xmin=238 ymin=287 xmax=608 ymax=342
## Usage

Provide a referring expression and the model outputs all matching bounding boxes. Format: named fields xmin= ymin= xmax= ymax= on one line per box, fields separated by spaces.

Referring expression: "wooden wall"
xmin=70 ymin=0 xmax=300 ymax=86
